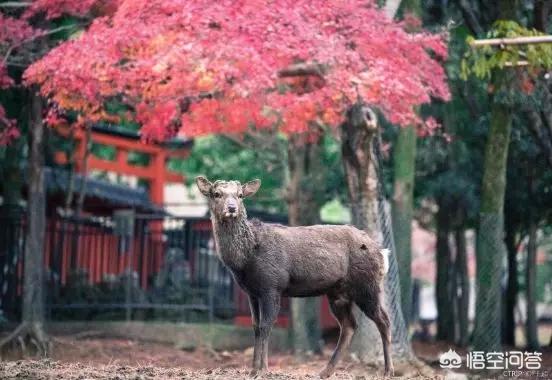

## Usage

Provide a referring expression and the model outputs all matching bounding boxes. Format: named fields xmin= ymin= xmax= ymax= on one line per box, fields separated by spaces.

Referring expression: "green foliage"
xmin=461 ymin=21 xmax=552 ymax=80
xmin=174 ymin=133 xmax=346 ymax=216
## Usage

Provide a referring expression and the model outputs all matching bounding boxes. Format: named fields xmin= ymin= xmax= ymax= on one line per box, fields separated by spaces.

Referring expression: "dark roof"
xmin=92 ymin=124 xmax=193 ymax=150
xmin=44 ymin=167 xmax=163 ymax=213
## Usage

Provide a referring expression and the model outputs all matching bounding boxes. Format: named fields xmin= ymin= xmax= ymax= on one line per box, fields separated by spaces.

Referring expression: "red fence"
xmin=0 ymin=213 xmax=292 ymax=325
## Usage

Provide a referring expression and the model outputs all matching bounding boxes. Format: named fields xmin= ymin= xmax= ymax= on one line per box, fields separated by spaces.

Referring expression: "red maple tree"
xmin=0 ymin=0 xmax=116 ymax=144
xmin=24 ymin=0 xmax=450 ymax=141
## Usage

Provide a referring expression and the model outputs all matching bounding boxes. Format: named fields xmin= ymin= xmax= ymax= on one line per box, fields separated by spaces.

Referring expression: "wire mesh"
xmin=373 ymin=132 xmax=413 ymax=359
xmin=472 ymin=212 xmax=504 ymax=351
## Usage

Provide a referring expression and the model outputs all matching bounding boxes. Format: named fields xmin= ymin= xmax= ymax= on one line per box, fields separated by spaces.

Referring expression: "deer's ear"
xmin=242 ymin=179 xmax=261 ymax=198
xmin=196 ymin=176 xmax=212 ymax=196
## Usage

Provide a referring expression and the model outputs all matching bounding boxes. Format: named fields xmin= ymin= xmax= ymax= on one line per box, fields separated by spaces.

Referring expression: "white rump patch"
xmin=380 ymin=248 xmax=390 ymax=274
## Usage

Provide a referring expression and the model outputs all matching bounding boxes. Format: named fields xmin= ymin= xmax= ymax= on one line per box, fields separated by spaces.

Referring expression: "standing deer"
xmin=196 ymin=176 xmax=393 ymax=378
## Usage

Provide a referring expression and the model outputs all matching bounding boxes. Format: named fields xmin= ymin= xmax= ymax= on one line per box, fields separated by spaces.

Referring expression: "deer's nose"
xmin=228 ymin=204 xmax=237 ymax=213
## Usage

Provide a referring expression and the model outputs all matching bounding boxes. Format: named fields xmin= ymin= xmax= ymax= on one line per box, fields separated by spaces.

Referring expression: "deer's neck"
xmin=211 ymin=216 xmax=255 ymax=270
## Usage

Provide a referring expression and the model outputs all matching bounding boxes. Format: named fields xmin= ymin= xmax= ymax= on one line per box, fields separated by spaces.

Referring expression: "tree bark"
xmin=503 ymin=221 xmax=518 ymax=346
xmin=472 ymin=101 xmax=512 ymax=351
xmin=392 ymin=125 xmax=416 ymax=325
xmin=0 ymin=90 xmax=49 ymax=355
xmin=340 ymin=103 xmax=412 ymax=363
xmin=455 ymin=228 xmax=469 ymax=347
xmin=23 ymin=90 xmax=47 ymax=335
xmin=435 ymin=201 xmax=454 ymax=342
xmin=471 ymin=0 xmax=518 ymax=353
xmin=391 ymin=0 xmax=421 ymax=328
xmin=340 ymin=103 xmax=383 ymax=362
xmin=287 ymin=133 xmax=323 ymax=355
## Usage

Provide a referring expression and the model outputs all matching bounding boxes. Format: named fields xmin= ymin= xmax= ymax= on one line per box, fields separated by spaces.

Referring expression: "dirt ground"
xmin=0 ymin=334 xmax=443 ymax=380
xmin=0 ymin=335 xmax=550 ymax=379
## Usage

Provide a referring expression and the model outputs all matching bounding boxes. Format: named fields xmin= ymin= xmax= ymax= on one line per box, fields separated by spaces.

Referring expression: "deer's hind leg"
xmin=319 ymin=294 xmax=356 ymax=379
xmin=354 ymin=291 xmax=394 ymax=377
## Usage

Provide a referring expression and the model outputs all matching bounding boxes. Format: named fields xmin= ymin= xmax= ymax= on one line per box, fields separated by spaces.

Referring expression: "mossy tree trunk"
xmin=472 ymin=0 xmax=518 ymax=351
xmin=392 ymin=125 xmax=416 ymax=325
xmin=472 ymin=102 xmax=512 ymax=351
xmin=391 ymin=0 xmax=421 ymax=326
xmin=286 ymin=133 xmax=323 ymax=355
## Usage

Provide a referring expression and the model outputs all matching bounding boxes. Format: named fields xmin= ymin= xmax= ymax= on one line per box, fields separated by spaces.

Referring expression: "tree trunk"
xmin=472 ymin=101 xmax=512 ymax=351
xmin=455 ymin=228 xmax=469 ymax=347
xmin=340 ymin=104 xmax=383 ymax=362
xmin=392 ymin=125 xmax=416 ymax=325
xmin=0 ymin=90 xmax=49 ymax=355
xmin=24 ymin=89 xmax=47 ymax=323
xmin=435 ymin=202 xmax=454 ymax=342
xmin=525 ymin=211 xmax=539 ymax=350
xmin=391 ymin=0 xmax=421 ymax=328
xmin=340 ymin=103 xmax=412 ymax=363
xmin=503 ymin=222 xmax=518 ymax=346
xmin=287 ymin=133 xmax=322 ymax=355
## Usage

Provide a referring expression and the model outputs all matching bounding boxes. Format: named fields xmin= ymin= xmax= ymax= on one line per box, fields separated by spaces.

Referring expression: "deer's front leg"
xmin=248 ymin=296 xmax=262 ymax=375
xmin=257 ymin=291 xmax=281 ymax=374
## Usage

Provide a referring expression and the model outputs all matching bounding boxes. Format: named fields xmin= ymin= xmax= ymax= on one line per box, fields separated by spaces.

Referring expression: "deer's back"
xmin=248 ymin=223 xmax=383 ymax=297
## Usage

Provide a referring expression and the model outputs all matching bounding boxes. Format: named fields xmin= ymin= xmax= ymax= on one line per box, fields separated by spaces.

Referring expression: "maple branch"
xmin=3 ymin=24 xmax=84 ymax=64
xmin=278 ymin=63 xmax=327 ymax=78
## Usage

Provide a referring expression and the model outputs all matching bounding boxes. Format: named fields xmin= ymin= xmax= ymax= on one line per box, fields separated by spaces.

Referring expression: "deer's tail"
xmin=380 ymin=248 xmax=390 ymax=274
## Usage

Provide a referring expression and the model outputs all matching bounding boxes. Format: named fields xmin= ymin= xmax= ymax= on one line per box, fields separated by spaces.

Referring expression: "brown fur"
xmin=196 ymin=176 xmax=393 ymax=378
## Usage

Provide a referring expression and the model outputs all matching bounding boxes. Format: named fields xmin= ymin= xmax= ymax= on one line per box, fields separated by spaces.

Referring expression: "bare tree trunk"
xmin=340 ymin=103 xmax=413 ymax=366
xmin=455 ymin=228 xmax=470 ymax=347
xmin=436 ymin=202 xmax=454 ymax=342
xmin=287 ymin=133 xmax=323 ymax=355
xmin=340 ymin=104 xmax=383 ymax=363
xmin=526 ymin=210 xmax=539 ymax=350
xmin=392 ymin=125 xmax=416 ymax=325
xmin=23 ymin=89 xmax=48 ymax=341
xmin=473 ymin=102 xmax=512 ymax=352
xmin=0 ymin=90 xmax=49 ymax=355
xmin=503 ymin=221 xmax=518 ymax=346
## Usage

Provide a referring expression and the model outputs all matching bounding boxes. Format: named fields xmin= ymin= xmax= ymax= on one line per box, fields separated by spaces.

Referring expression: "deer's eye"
xmin=213 ymin=191 xmax=222 ymax=198
xmin=238 ymin=193 xmax=243 ymax=198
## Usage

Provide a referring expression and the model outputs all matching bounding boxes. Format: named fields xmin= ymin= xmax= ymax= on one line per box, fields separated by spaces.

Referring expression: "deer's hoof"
xmin=319 ymin=367 xmax=334 ymax=378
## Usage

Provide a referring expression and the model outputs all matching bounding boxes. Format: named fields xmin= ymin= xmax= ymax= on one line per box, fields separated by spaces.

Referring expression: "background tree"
xmin=390 ymin=0 xmax=423 ymax=326
xmin=460 ymin=2 xmax=552 ymax=351
xmin=0 ymin=0 xmax=112 ymax=353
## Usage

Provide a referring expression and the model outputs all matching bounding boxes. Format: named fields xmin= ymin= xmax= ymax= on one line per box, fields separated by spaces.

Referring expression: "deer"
xmin=196 ymin=176 xmax=393 ymax=378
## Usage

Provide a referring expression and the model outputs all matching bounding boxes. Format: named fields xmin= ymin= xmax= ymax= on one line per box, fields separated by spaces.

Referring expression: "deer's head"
xmin=196 ymin=176 xmax=261 ymax=221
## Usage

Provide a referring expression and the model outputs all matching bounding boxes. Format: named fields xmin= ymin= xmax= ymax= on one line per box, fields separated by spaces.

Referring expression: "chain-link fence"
xmin=373 ymin=133 xmax=413 ymax=359
xmin=472 ymin=212 xmax=504 ymax=351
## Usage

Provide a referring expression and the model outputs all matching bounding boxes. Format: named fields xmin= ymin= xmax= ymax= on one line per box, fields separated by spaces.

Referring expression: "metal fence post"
xmin=114 ymin=209 xmax=135 ymax=322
